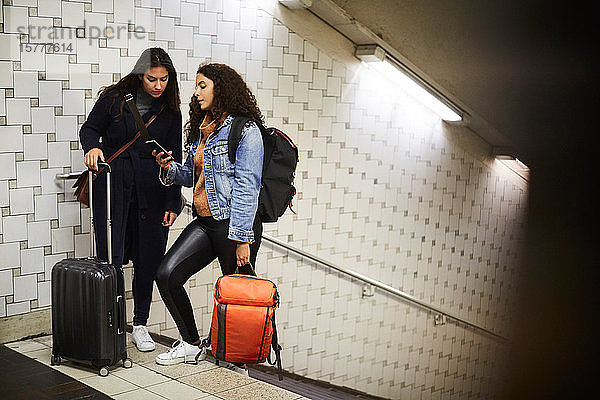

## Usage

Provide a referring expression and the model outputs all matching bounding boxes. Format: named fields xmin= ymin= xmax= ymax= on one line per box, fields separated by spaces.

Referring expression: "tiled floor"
xmin=5 ymin=335 xmax=308 ymax=400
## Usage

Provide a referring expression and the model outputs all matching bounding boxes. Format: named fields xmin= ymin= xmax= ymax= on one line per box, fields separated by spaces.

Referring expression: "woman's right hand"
xmin=84 ymin=148 xmax=105 ymax=171
xmin=152 ymin=149 xmax=174 ymax=169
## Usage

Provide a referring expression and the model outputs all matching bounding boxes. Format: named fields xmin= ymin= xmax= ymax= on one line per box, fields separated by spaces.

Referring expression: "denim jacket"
xmin=160 ymin=116 xmax=264 ymax=243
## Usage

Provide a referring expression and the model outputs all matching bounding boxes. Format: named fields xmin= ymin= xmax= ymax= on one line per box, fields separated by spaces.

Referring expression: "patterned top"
xmin=193 ymin=113 xmax=226 ymax=216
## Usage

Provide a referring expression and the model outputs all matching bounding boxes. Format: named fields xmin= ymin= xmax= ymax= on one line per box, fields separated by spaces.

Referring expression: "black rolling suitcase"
xmin=51 ymin=165 xmax=132 ymax=376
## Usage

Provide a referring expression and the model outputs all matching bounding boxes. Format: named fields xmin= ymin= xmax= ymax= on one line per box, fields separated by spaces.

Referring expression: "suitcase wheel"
xmin=122 ymin=358 xmax=133 ymax=368
xmin=50 ymin=355 xmax=61 ymax=366
xmin=99 ymin=366 xmax=110 ymax=377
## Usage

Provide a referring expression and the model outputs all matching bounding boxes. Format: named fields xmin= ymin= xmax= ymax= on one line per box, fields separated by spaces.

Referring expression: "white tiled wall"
xmin=0 ymin=1 xmax=527 ymax=399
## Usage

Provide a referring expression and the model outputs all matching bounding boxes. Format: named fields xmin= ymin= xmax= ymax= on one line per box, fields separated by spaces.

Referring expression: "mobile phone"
xmin=146 ymin=140 xmax=172 ymax=160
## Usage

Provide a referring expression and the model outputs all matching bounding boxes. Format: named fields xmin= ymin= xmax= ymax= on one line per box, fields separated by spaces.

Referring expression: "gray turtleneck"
xmin=136 ymin=87 xmax=154 ymax=116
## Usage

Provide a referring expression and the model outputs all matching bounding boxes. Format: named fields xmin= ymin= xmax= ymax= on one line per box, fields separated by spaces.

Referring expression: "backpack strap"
xmin=266 ymin=312 xmax=283 ymax=381
xmin=228 ymin=116 xmax=251 ymax=164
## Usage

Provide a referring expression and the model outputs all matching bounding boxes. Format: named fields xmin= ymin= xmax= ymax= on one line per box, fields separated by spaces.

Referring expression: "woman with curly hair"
xmin=152 ymin=63 xmax=264 ymax=373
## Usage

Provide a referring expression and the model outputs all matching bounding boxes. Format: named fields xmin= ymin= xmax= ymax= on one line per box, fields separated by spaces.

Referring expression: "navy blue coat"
xmin=79 ymin=90 xmax=182 ymax=267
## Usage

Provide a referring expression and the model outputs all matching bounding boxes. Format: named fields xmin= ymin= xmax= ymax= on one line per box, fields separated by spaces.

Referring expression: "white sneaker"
xmin=132 ymin=325 xmax=155 ymax=352
xmin=196 ymin=345 xmax=207 ymax=361
xmin=155 ymin=340 xmax=205 ymax=365
xmin=224 ymin=362 xmax=249 ymax=376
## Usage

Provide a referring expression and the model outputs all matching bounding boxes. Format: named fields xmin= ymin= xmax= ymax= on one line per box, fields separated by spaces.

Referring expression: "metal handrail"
xmin=261 ymin=233 xmax=508 ymax=343
xmin=56 ymin=170 xmax=508 ymax=343
xmin=180 ymin=201 xmax=508 ymax=343
xmin=56 ymin=172 xmax=85 ymax=180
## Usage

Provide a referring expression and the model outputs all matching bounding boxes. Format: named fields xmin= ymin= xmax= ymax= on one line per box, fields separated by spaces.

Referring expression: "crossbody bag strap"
xmin=95 ymin=105 xmax=165 ymax=175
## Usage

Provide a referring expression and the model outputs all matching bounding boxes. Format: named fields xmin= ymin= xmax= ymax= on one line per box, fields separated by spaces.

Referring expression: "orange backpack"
xmin=209 ymin=274 xmax=283 ymax=380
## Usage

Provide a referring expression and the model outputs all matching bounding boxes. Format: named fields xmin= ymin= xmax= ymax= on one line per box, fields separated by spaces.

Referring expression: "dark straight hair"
xmin=98 ymin=47 xmax=180 ymax=121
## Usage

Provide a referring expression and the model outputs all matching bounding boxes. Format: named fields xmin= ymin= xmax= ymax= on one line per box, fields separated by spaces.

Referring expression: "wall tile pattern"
xmin=0 ymin=1 xmax=527 ymax=399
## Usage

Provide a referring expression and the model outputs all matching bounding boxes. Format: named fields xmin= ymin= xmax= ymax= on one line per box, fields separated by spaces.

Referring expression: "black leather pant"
xmin=155 ymin=216 xmax=262 ymax=344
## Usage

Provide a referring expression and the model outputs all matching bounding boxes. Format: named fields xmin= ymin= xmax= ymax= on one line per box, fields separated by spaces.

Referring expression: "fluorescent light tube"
xmin=369 ymin=60 xmax=462 ymax=121
xmin=356 ymin=45 xmax=462 ymax=121
xmin=279 ymin=0 xmax=312 ymax=9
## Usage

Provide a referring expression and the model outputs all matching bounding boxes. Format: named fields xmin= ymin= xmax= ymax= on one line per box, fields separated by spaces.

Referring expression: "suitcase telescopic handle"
xmin=88 ymin=163 xmax=113 ymax=265
xmin=116 ymin=295 xmax=124 ymax=334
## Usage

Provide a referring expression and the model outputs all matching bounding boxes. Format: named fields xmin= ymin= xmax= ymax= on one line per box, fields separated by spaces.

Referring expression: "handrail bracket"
xmin=434 ymin=314 xmax=447 ymax=326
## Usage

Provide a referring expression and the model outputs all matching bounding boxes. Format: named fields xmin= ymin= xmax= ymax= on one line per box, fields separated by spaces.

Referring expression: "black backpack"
xmin=228 ymin=117 xmax=299 ymax=223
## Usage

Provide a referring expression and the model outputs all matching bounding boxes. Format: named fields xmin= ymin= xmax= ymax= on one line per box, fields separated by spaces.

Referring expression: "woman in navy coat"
xmin=79 ymin=48 xmax=182 ymax=352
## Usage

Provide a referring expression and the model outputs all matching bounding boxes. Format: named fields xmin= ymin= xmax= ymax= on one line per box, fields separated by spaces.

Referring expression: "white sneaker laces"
xmin=164 ymin=339 xmax=202 ymax=364
xmin=167 ymin=339 xmax=184 ymax=357
xmin=135 ymin=326 xmax=153 ymax=344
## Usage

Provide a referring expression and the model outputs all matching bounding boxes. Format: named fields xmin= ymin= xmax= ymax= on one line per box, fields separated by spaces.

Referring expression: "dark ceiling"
xmin=321 ymin=4 xmax=599 ymax=397
xmin=326 ymin=0 xmax=596 ymax=170
xmin=322 ymin=4 xmax=599 ymax=398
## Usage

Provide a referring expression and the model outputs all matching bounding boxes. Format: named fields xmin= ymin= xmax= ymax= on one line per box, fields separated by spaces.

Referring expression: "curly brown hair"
xmin=184 ymin=63 xmax=263 ymax=147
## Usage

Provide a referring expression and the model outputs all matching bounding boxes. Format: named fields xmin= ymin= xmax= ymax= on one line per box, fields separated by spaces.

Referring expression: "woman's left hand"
xmin=162 ymin=211 xmax=178 ymax=227
xmin=236 ymin=243 xmax=251 ymax=267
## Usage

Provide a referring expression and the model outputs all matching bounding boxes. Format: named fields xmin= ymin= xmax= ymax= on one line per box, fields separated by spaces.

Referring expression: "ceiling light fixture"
xmin=492 ymin=146 xmax=516 ymax=160
xmin=492 ymin=146 xmax=530 ymax=179
xmin=278 ymin=0 xmax=312 ymax=9
xmin=355 ymin=45 xmax=462 ymax=122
